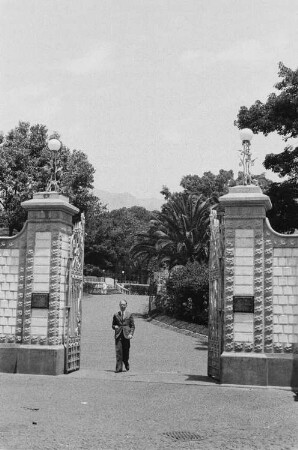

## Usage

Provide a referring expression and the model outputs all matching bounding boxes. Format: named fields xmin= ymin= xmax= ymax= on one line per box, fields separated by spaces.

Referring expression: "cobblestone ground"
xmin=0 ymin=293 xmax=298 ymax=449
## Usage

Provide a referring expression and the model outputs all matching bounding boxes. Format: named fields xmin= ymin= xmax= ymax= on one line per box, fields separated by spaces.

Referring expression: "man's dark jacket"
xmin=112 ymin=311 xmax=135 ymax=340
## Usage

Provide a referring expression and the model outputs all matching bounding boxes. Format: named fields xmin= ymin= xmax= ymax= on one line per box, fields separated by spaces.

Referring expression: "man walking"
xmin=112 ymin=299 xmax=135 ymax=373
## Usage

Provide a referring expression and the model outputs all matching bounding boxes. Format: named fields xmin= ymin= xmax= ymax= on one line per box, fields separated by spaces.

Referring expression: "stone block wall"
xmin=266 ymin=229 xmax=298 ymax=353
xmin=0 ymin=241 xmax=22 ymax=342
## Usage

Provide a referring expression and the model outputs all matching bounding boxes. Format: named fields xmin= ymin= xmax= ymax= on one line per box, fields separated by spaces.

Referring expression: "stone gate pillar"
xmin=0 ymin=192 xmax=79 ymax=375
xmin=219 ymin=184 xmax=272 ymax=385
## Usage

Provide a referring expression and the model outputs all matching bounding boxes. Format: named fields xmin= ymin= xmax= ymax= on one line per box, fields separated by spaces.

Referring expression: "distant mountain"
xmin=93 ymin=189 xmax=163 ymax=211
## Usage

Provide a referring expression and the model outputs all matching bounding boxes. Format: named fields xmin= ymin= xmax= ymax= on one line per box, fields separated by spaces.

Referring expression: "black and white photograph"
xmin=0 ymin=1 xmax=298 ymax=449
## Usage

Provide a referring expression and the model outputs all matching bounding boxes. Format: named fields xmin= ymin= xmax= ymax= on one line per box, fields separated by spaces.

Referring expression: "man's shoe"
xmin=125 ymin=364 xmax=129 ymax=371
xmin=115 ymin=369 xmax=122 ymax=373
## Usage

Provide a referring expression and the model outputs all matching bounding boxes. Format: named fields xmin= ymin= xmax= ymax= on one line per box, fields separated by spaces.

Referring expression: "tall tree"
xmin=264 ymin=181 xmax=298 ymax=233
xmin=0 ymin=121 xmax=100 ymax=235
xmin=0 ymin=122 xmax=45 ymax=233
xmin=180 ymin=170 xmax=235 ymax=201
xmin=107 ymin=206 xmax=152 ymax=281
xmin=235 ymin=62 xmax=298 ymax=232
xmin=162 ymin=170 xmax=271 ymax=204
xmin=85 ymin=206 xmax=152 ymax=282
xmin=235 ymin=63 xmax=298 ymax=138
xmin=131 ymin=193 xmax=211 ymax=269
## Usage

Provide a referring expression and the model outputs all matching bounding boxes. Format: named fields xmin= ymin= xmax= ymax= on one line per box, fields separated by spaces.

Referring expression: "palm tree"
xmin=131 ymin=193 xmax=211 ymax=269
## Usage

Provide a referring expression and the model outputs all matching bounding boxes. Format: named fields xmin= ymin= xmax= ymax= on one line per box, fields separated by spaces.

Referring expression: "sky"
xmin=1 ymin=0 xmax=298 ymax=199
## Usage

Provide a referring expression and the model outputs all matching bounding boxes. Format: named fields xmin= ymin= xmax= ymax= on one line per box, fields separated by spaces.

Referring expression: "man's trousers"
xmin=115 ymin=332 xmax=130 ymax=372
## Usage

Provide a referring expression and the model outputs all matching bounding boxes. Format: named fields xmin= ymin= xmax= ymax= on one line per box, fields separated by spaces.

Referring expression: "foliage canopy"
xmin=131 ymin=193 xmax=211 ymax=269
xmin=235 ymin=62 xmax=298 ymax=233
xmin=235 ymin=62 xmax=298 ymax=139
xmin=85 ymin=206 xmax=152 ymax=282
xmin=0 ymin=121 xmax=102 ymax=235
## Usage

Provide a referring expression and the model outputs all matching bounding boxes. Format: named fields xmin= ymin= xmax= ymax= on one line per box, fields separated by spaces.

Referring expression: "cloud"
xmin=180 ymin=31 xmax=298 ymax=77
xmin=6 ymin=83 xmax=48 ymax=102
xmin=179 ymin=49 xmax=214 ymax=73
xmin=217 ymin=39 xmax=264 ymax=64
xmin=161 ymin=128 xmax=184 ymax=144
xmin=180 ymin=39 xmax=268 ymax=72
xmin=3 ymin=83 xmax=62 ymax=124
xmin=94 ymin=84 xmax=115 ymax=99
xmin=66 ymin=43 xmax=115 ymax=75
xmin=39 ymin=96 xmax=62 ymax=121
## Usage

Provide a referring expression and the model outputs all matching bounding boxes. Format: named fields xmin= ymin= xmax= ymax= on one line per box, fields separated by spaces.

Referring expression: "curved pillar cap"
xmin=219 ymin=185 xmax=272 ymax=211
xmin=21 ymin=191 xmax=79 ymax=216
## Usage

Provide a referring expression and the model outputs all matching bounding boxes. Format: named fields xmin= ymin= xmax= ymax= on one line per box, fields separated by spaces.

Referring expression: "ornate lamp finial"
xmin=46 ymin=138 xmax=62 ymax=192
xmin=239 ymin=128 xmax=254 ymax=185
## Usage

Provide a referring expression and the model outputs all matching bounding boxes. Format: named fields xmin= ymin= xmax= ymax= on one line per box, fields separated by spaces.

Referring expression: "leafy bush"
xmin=154 ymin=261 xmax=209 ymax=324
xmin=83 ymin=281 xmax=98 ymax=293
xmin=84 ymin=264 xmax=102 ymax=277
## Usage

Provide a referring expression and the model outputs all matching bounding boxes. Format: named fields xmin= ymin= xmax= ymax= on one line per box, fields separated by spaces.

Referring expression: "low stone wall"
xmin=0 ymin=238 xmax=22 ymax=342
xmin=270 ymin=237 xmax=298 ymax=352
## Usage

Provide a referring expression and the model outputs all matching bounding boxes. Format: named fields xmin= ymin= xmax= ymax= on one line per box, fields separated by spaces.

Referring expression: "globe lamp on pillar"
xmin=46 ymin=138 xmax=62 ymax=192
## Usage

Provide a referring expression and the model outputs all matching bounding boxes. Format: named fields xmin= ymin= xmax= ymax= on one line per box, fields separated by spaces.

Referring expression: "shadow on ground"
xmin=184 ymin=374 xmax=219 ymax=384
xmin=133 ymin=313 xmax=149 ymax=319
xmin=195 ymin=343 xmax=208 ymax=351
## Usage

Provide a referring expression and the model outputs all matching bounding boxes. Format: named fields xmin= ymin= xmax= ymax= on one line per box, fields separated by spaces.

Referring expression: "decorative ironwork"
xmin=65 ymin=336 xmax=81 ymax=373
xmin=65 ymin=215 xmax=85 ymax=373
xmin=253 ymin=227 xmax=264 ymax=353
xmin=208 ymin=209 xmax=224 ymax=379
xmin=46 ymin=160 xmax=61 ymax=191
xmin=47 ymin=231 xmax=61 ymax=346
xmin=224 ymin=223 xmax=235 ymax=352
xmin=238 ymin=140 xmax=255 ymax=185
xmin=264 ymin=226 xmax=274 ymax=353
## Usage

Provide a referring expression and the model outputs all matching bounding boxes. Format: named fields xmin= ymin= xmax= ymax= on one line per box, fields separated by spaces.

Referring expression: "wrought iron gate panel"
xmin=208 ymin=209 xmax=224 ymax=380
xmin=65 ymin=215 xmax=85 ymax=373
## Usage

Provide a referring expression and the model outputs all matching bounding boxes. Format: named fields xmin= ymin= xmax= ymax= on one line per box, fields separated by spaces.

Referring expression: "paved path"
xmin=0 ymin=293 xmax=298 ymax=450
xmin=75 ymin=293 xmax=209 ymax=385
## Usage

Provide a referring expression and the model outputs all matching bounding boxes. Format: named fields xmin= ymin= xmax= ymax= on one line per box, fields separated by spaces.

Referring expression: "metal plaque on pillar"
xmin=233 ymin=296 xmax=254 ymax=313
xmin=31 ymin=293 xmax=49 ymax=309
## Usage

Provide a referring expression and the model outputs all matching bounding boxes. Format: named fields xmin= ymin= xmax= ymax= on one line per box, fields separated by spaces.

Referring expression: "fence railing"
xmin=83 ymin=277 xmax=149 ymax=296
xmin=115 ymin=282 xmax=130 ymax=295
xmin=84 ymin=276 xmax=107 ymax=294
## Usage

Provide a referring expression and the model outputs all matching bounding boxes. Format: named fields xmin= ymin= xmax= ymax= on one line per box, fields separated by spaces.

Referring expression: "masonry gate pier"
xmin=208 ymin=184 xmax=298 ymax=388
xmin=0 ymin=192 xmax=84 ymax=375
